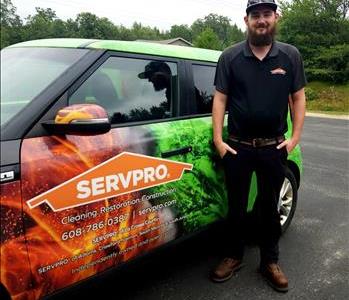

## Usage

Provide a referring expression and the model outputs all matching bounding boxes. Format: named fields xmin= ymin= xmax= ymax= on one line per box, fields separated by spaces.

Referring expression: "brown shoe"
xmin=260 ymin=263 xmax=289 ymax=292
xmin=210 ymin=258 xmax=243 ymax=283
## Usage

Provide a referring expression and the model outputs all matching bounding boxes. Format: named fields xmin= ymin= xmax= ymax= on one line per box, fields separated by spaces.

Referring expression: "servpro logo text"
xmin=77 ymin=165 xmax=168 ymax=199
xmin=26 ymin=152 xmax=193 ymax=212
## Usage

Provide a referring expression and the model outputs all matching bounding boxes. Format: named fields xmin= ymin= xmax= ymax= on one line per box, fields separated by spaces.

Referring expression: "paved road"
xmin=65 ymin=117 xmax=349 ymax=300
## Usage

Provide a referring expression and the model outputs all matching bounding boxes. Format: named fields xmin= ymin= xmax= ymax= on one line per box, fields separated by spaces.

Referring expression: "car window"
xmin=192 ymin=64 xmax=216 ymax=114
xmin=69 ymin=57 xmax=178 ymax=124
xmin=0 ymin=47 xmax=89 ymax=126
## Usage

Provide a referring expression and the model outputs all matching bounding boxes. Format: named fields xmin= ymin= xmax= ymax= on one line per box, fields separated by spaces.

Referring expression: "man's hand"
xmin=278 ymin=88 xmax=305 ymax=154
xmin=215 ymin=140 xmax=237 ymax=158
xmin=276 ymin=138 xmax=298 ymax=154
xmin=212 ymin=91 xmax=236 ymax=159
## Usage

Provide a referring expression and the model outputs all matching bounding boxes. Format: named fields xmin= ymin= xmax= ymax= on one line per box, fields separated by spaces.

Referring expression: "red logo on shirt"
xmin=271 ymin=68 xmax=287 ymax=75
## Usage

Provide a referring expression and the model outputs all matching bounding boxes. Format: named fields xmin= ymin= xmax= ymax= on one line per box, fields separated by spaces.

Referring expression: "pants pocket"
xmin=222 ymin=151 xmax=230 ymax=161
xmin=282 ymin=147 xmax=288 ymax=160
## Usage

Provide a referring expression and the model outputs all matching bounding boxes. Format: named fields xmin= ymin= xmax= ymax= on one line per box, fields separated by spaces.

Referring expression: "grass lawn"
xmin=305 ymin=81 xmax=349 ymax=114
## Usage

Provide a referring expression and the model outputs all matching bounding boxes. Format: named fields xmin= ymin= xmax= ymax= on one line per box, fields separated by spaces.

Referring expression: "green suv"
xmin=0 ymin=39 xmax=302 ymax=300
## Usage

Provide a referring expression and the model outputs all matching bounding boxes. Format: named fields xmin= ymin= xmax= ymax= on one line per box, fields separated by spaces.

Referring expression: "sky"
xmin=11 ymin=0 xmax=249 ymax=31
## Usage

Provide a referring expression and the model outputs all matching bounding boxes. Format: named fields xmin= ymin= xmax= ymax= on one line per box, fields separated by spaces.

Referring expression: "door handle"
xmin=161 ymin=146 xmax=193 ymax=158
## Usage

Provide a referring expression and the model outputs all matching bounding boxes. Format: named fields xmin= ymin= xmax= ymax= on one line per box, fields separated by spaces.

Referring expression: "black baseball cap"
xmin=246 ymin=0 xmax=277 ymax=14
xmin=138 ymin=61 xmax=171 ymax=79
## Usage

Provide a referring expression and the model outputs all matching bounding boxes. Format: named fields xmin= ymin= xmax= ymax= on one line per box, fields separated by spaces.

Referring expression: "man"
xmin=210 ymin=0 xmax=306 ymax=293
xmin=138 ymin=61 xmax=172 ymax=111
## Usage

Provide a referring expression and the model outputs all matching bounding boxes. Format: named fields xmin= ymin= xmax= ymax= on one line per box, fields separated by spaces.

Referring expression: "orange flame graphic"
xmin=1 ymin=127 xmax=183 ymax=300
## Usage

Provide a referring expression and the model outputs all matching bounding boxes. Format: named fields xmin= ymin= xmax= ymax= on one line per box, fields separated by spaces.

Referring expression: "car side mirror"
xmin=42 ymin=104 xmax=111 ymax=135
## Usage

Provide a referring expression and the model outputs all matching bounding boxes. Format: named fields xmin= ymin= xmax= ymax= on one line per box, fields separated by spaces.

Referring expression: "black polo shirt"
xmin=214 ymin=40 xmax=306 ymax=138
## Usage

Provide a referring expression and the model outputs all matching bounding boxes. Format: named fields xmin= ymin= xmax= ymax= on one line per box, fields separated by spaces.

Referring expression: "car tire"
xmin=279 ymin=167 xmax=298 ymax=233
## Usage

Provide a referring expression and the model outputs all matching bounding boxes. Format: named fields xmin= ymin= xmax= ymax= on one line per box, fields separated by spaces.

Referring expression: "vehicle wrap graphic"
xmin=54 ymin=103 xmax=108 ymax=124
xmin=27 ymin=152 xmax=193 ymax=211
xmin=0 ymin=116 xmax=301 ymax=300
xmin=0 ymin=119 xmax=218 ymax=300
xmin=148 ymin=118 xmax=229 ymax=232
xmin=0 ymin=181 xmax=34 ymax=300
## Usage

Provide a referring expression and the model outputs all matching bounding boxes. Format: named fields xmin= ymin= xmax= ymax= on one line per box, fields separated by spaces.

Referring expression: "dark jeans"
xmin=223 ymin=140 xmax=287 ymax=265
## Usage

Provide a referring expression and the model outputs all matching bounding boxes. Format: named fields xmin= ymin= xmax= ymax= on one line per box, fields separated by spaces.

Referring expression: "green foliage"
xmin=0 ymin=0 xmax=21 ymax=27
xmin=169 ymin=25 xmax=193 ymax=42
xmin=315 ymin=45 xmax=349 ymax=71
xmin=279 ymin=0 xmax=349 ymax=83
xmin=193 ymin=27 xmax=221 ymax=50
xmin=306 ymin=44 xmax=349 ymax=83
xmin=306 ymin=81 xmax=349 ymax=112
xmin=148 ymin=118 xmax=228 ymax=233
xmin=306 ymin=69 xmax=346 ymax=83
xmin=0 ymin=2 xmax=245 ymax=51
xmin=0 ymin=0 xmax=22 ymax=48
xmin=131 ymin=22 xmax=162 ymax=40
xmin=22 ymin=7 xmax=63 ymax=40
xmin=191 ymin=13 xmax=245 ymax=49
xmin=304 ymin=87 xmax=319 ymax=101
xmin=0 ymin=1 xmax=166 ymax=46
xmin=279 ymin=0 xmax=349 ymax=48
xmin=1 ymin=0 xmax=348 ymax=85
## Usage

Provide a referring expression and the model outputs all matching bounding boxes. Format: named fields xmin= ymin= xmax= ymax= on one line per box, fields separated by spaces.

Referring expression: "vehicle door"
xmin=19 ymin=53 xmax=200 ymax=299
xmin=184 ymin=61 xmax=259 ymax=224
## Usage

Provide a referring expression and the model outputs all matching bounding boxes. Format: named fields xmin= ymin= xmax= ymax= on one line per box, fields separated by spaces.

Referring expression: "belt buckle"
xmin=252 ymin=138 xmax=262 ymax=147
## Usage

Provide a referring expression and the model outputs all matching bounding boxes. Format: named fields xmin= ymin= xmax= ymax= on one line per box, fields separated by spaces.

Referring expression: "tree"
xmin=279 ymin=0 xmax=349 ymax=83
xmin=318 ymin=0 xmax=349 ymax=18
xmin=97 ymin=17 xmax=120 ymax=40
xmin=169 ymin=24 xmax=193 ymax=42
xmin=65 ymin=18 xmax=79 ymax=38
xmin=131 ymin=22 xmax=162 ymax=40
xmin=1 ymin=0 xmax=22 ymax=47
xmin=338 ymin=0 xmax=349 ymax=18
xmin=193 ymin=27 xmax=221 ymax=50
xmin=117 ymin=25 xmax=134 ymax=41
xmin=75 ymin=12 xmax=102 ymax=38
xmin=23 ymin=7 xmax=64 ymax=40
xmin=1 ymin=0 xmax=21 ymax=26
xmin=279 ymin=0 xmax=349 ymax=53
xmin=306 ymin=44 xmax=349 ymax=83
xmin=191 ymin=14 xmax=244 ymax=49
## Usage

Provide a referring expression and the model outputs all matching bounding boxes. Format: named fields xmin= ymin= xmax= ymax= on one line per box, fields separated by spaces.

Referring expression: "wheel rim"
xmin=278 ymin=177 xmax=293 ymax=226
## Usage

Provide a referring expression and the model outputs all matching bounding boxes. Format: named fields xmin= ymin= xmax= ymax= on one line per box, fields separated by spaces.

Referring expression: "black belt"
xmin=228 ymin=135 xmax=285 ymax=148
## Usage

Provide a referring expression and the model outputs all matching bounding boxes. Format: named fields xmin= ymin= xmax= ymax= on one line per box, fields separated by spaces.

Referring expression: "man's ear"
xmin=244 ymin=15 xmax=249 ymax=25
xmin=275 ymin=12 xmax=280 ymax=22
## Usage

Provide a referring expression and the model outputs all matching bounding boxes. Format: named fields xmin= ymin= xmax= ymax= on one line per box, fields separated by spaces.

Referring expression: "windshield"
xmin=0 ymin=47 xmax=89 ymax=126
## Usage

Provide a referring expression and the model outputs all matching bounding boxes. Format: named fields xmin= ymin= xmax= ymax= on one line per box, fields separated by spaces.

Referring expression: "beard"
xmin=153 ymin=80 xmax=166 ymax=91
xmin=151 ymin=73 xmax=169 ymax=91
xmin=248 ymin=24 xmax=276 ymax=46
